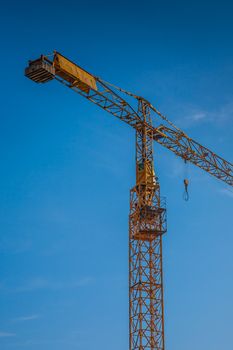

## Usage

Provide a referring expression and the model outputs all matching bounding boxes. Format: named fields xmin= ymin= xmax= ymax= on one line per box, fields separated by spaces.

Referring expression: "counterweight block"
xmin=25 ymin=57 xmax=55 ymax=83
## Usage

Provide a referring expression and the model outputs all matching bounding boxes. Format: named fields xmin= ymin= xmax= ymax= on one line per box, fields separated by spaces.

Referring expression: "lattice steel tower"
xmin=25 ymin=52 xmax=233 ymax=350
xmin=129 ymin=99 xmax=166 ymax=350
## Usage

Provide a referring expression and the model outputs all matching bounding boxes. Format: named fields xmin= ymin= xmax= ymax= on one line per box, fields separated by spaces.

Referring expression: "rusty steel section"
xmin=129 ymin=100 xmax=167 ymax=350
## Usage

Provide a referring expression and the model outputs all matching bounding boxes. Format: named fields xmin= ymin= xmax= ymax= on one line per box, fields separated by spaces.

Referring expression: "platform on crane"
xmin=131 ymin=204 xmax=166 ymax=241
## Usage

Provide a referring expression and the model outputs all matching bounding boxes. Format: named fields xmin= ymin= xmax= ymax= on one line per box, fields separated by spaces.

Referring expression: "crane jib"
xmin=24 ymin=52 xmax=233 ymax=187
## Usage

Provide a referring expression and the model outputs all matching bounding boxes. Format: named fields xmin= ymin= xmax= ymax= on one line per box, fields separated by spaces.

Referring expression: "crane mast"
xmin=130 ymin=99 xmax=166 ymax=350
xmin=25 ymin=51 xmax=233 ymax=350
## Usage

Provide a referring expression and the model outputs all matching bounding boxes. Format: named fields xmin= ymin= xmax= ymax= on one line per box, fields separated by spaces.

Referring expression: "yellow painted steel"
xmin=54 ymin=52 xmax=97 ymax=92
xmin=136 ymin=160 xmax=155 ymax=187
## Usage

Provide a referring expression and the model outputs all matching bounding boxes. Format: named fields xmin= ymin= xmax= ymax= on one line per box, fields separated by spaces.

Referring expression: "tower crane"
xmin=25 ymin=52 xmax=233 ymax=350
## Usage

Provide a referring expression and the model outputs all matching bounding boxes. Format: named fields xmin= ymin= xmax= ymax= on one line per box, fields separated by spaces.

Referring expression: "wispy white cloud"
xmin=15 ymin=278 xmax=50 ymax=292
xmin=174 ymin=100 xmax=233 ymax=128
xmin=12 ymin=314 xmax=40 ymax=322
xmin=0 ymin=331 xmax=16 ymax=337
xmin=189 ymin=112 xmax=207 ymax=122
xmin=74 ymin=277 xmax=94 ymax=287
xmin=186 ymin=111 xmax=210 ymax=124
xmin=216 ymin=101 xmax=233 ymax=124
xmin=219 ymin=188 xmax=233 ymax=198
xmin=13 ymin=276 xmax=94 ymax=293
xmin=175 ymin=109 xmax=209 ymax=128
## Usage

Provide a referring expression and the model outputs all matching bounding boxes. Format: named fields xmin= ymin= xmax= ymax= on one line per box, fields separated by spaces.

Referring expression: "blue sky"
xmin=0 ymin=0 xmax=233 ymax=349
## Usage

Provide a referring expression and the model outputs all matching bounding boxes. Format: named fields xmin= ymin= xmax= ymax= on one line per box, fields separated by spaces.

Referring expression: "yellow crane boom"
xmin=25 ymin=52 xmax=233 ymax=186
xmin=25 ymin=51 xmax=233 ymax=350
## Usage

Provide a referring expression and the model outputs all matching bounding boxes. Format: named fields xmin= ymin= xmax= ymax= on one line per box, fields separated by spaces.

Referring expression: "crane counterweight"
xmin=25 ymin=57 xmax=55 ymax=83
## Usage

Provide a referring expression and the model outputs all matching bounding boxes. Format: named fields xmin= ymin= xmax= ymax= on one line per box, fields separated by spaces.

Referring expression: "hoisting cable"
xmin=96 ymin=77 xmax=140 ymax=99
xmin=97 ymin=77 xmax=187 ymax=135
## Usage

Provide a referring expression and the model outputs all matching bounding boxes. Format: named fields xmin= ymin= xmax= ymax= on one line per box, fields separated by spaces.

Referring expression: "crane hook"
xmin=183 ymin=178 xmax=189 ymax=201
